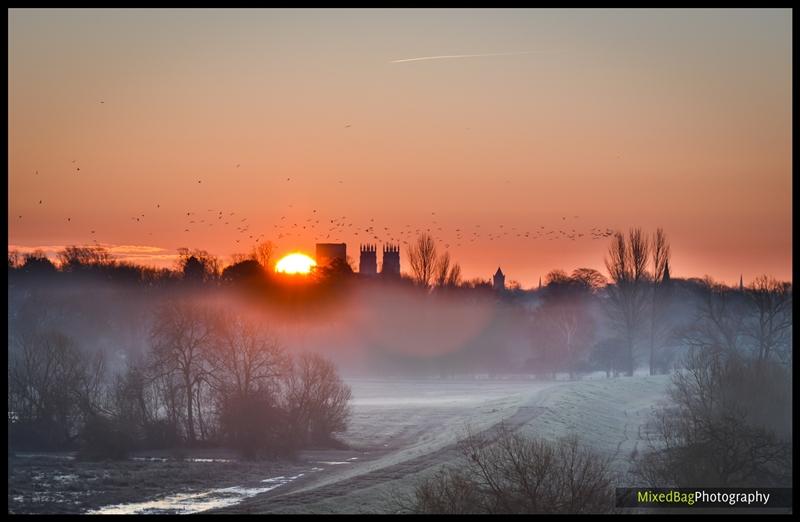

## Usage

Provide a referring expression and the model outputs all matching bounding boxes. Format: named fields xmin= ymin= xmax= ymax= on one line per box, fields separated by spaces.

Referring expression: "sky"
xmin=8 ymin=8 xmax=793 ymax=287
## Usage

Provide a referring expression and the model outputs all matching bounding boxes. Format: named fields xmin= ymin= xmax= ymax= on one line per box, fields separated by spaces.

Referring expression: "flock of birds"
xmin=18 ymin=126 xmax=617 ymax=257
xmin=19 ymin=171 xmax=616 ymax=256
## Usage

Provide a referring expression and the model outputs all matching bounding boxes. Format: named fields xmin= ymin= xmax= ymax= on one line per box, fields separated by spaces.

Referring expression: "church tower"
xmin=359 ymin=244 xmax=377 ymax=275
xmin=493 ymin=267 xmax=506 ymax=291
xmin=381 ymin=244 xmax=400 ymax=277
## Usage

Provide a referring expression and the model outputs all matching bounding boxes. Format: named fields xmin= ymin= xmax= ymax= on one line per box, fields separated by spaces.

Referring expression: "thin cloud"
xmin=390 ymin=51 xmax=538 ymax=64
xmin=8 ymin=243 xmax=178 ymax=267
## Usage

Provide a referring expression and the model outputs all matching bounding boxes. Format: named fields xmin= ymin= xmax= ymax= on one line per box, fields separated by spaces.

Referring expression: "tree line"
xmin=8 ymin=298 xmax=351 ymax=460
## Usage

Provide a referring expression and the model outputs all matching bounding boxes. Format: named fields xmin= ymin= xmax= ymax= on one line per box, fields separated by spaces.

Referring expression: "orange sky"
xmin=8 ymin=9 xmax=792 ymax=287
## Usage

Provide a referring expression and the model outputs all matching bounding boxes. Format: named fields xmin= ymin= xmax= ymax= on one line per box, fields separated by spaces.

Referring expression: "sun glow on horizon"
xmin=275 ymin=252 xmax=317 ymax=275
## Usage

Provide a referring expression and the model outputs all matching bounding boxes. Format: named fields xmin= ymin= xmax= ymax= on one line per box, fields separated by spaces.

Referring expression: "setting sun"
xmin=275 ymin=253 xmax=317 ymax=275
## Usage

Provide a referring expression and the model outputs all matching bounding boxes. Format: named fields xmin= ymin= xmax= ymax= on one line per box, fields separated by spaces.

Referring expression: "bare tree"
xmin=9 ymin=329 xmax=106 ymax=449
xmin=648 ymin=228 xmax=671 ymax=375
xmin=19 ymin=249 xmax=57 ymax=276
xmin=446 ymin=263 xmax=462 ymax=288
xmin=207 ymin=311 xmax=288 ymax=398
xmin=429 ymin=251 xmax=464 ymax=290
xmin=206 ymin=313 xmax=289 ymax=458
xmin=682 ymin=276 xmax=746 ymax=356
xmin=532 ymin=273 xmax=597 ymax=379
xmin=149 ymin=299 xmax=215 ymax=443
xmin=409 ymin=233 xmax=438 ymax=289
xmin=544 ymin=269 xmax=570 ymax=286
xmin=251 ymin=241 xmax=276 ymax=270
xmin=57 ymin=245 xmax=114 ymax=270
xmin=176 ymin=248 xmax=220 ymax=283
xmin=570 ymin=268 xmax=607 ymax=290
xmin=434 ymin=251 xmax=451 ymax=288
xmin=604 ymin=229 xmax=650 ymax=376
xmin=746 ymin=275 xmax=792 ymax=364
xmin=111 ymin=359 xmax=157 ymax=440
xmin=283 ymin=352 xmax=352 ymax=446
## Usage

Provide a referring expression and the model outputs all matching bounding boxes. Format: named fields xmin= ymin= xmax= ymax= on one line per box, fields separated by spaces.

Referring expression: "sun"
xmin=275 ymin=252 xmax=317 ymax=275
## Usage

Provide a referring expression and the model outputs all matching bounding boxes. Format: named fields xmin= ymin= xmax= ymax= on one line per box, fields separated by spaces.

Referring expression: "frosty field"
xmin=7 ymin=375 xmax=671 ymax=514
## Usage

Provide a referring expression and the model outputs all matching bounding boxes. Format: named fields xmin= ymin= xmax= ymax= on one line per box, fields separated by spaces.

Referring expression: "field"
xmin=7 ymin=375 xmax=671 ymax=514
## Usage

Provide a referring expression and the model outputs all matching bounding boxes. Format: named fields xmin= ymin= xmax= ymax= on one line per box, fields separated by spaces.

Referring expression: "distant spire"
xmin=739 ymin=274 xmax=744 ymax=292
xmin=538 ymin=276 xmax=542 ymax=289
xmin=663 ymin=260 xmax=671 ymax=284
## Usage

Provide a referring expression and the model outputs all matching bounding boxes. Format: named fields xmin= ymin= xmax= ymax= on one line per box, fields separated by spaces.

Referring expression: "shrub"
xmin=634 ymin=348 xmax=792 ymax=487
xmin=78 ymin=413 xmax=135 ymax=461
xmin=219 ymin=392 xmax=289 ymax=459
xmin=143 ymin=419 xmax=182 ymax=450
xmin=402 ymin=425 xmax=614 ymax=514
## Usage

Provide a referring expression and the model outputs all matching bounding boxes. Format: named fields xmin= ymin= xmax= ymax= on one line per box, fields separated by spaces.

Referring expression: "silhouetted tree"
xmin=57 ymin=246 xmax=114 ymax=272
xmin=283 ymin=352 xmax=352 ymax=446
xmin=604 ymin=229 xmax=650 ymax=376
xmin=149 ymin=300 xmax=215 ymax=443
xmin=316 ymin=256 xmax=354 ymax=285
xmin=648 ymin=228 xmax=671 ymax=375
xmin=177 ymin=248 xmax=220 ymax=283
xmin=570 ymin=268 xmax=607 ymax=290
xmin=251 ymin=241 xmax=276 ymax=271
xmin=409 ymin=233 xmax=438 ymax=289
xmin=745 ymin=275 xmax=792 ymax=364
xmin=446 ymin=263 xmax=462 ymax=288
xmin=20 ymin=250 xmax=57 ymax=276
xmin=682 ymin=276 xmax=747 ymax=356
xmin=590 ymin=338 xmax=625 ymax=378
xmin=532 ymin=271 xmax=598 ymax=378
xmin=221 ymin=259 xmax=266 ymax=285
xmin=182 ymin=256 xmax=205 ymax=283
xmin=207 ymin=310 xmax=288 ymax=457
xmin=544 ymin=269 xmax=570 ymax=286
xmin=8 ymin=329 xmax=106 ymax=449
xmin=433 ymin=252 xmax=463 ymax=290
xmin=434 ymin=251 xmax=451 ymax=288
xmin=207 ymin=311 xmax=288 ymax=399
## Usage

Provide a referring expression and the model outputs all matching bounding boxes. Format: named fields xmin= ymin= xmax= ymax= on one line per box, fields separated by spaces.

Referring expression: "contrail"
xmin=390 ymin=51 xmax=537 ymax=64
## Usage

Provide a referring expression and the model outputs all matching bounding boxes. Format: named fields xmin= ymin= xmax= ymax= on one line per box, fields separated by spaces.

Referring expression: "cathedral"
xmin=359 ymin=244 xmax=400 ymax=277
